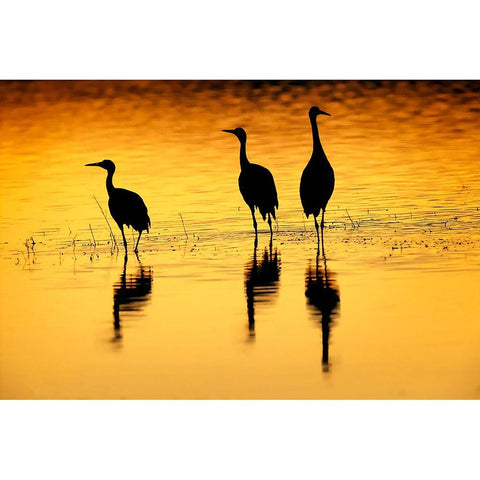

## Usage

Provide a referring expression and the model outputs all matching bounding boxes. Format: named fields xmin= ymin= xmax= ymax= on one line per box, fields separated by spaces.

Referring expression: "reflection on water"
xmin=112 ymin=255 xmax=153 ymax=344
xmin=305 ymin=254 xmax=340 ymax=372
xmin=0 ymin=81 xmax=479 ymax=399
xmin=244 ymin=241 xmax=281 ymax=340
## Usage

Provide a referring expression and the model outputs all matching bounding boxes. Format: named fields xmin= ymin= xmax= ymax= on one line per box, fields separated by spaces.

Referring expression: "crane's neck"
xmin=239 ymin=139 xmax=250 ymax=170
xmin=310 ymin=115 xmax=326 ymax=159
xmin=106 ymin=170 xmax=115 ymax=196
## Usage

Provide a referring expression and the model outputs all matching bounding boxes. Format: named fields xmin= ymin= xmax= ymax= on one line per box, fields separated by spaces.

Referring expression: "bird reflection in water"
xmin=305 ymin=253 xmax=340 ymax=372
xmin=112 ymin=255 xmax=153 ymax=344
xmin=244 ymin=240 xmax=281 ymax=340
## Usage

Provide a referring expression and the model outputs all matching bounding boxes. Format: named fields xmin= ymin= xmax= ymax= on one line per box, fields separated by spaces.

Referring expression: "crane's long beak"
xmin=319 ymin=109 xmax=331 ymax=116
xmin=222 ymin=129 xmax=235 ymax=134
xmin=85 ymin=162 xmax=100 ymax=167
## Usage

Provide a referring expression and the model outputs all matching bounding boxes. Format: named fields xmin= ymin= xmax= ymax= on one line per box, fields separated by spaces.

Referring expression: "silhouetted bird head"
xmin=222 ymin=127 xmax=247 ymax=143
xmin=309 ymin=106 xmax=331 ymax=118
xmin=85 ymin=159 xmax=116 ymax=173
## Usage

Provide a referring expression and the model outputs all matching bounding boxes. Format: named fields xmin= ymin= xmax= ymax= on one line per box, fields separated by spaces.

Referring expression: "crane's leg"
xmin=267 ymin=213 xmax=274 ymax=252
xmin=250 ymin=207 xmax=258 ymax=247
xmin=314 ymin=216 xmax=320 ymax=254
xmin=120 ymin=225 xmax=128 ymax=255
xmin=320 ymin=209 xmax=326 ymax=257
xmin=134 ymin=230 xmax=142 ymax=254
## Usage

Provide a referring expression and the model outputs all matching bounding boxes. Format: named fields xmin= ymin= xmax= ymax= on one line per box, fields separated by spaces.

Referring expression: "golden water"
xmin=1 ymin=80 xmax=479 ymax=398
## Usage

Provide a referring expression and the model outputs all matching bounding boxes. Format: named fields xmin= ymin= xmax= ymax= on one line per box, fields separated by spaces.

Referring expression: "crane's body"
xmin=108 ymin=188 xmax=150 ymax=233
xmin=300 ymin=107 xmax=335 ymax=254
xmin=86 ymin=159 xmax=150 ymax=254
xmin=300 ymin=157 xmax=335 ymax=218
xmin=223 ymin=128 xmax=278 ymax=242
xmin=239 ymin=163 xmax=278 ymax=221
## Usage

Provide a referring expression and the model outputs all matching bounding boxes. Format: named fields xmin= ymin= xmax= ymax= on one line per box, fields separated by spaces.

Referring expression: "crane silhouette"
xmin=222 ymin=128 xmax=278 ymax=244
xmin=300 ymin=106 xmax=335 ymax=255
xmin=85 ymin=159 xmax=150 ymax=254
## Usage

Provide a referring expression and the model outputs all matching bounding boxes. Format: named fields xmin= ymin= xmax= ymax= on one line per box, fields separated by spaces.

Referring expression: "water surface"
xmin=1 ymin=80 xmax=479 ymax=398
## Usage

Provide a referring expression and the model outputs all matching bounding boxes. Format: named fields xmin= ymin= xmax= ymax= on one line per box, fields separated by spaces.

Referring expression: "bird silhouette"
xmin=300 ymin=106 xmax=335 ymax=255
xmin=85 ymin=159 xmax=150 ymax=254
xmin=223 ymin=128 xmax=278 ymax=245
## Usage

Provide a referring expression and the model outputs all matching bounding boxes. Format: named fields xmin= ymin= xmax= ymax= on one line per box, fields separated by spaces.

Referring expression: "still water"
xmin=1 ymin=80 xmax=479 ymax=399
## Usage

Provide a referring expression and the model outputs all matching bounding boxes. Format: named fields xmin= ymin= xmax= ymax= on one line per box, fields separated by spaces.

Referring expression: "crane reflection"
xmin=244 ymin=240 xmax=281 ymax=340
xmin=112 ymin=255 xmax=153 ymax=344
xmin=305 ymin=253 xmax=340 ymax=372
